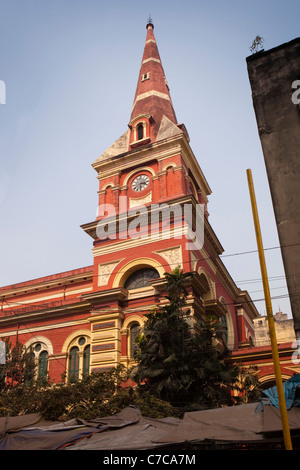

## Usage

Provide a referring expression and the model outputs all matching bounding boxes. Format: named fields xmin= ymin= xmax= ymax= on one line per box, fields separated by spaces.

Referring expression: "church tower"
xmin=80 ymin=21 xmax=258 ymax=372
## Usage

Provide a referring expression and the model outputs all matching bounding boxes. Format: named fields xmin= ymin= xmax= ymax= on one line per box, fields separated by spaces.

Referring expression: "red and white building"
xmin=1 ymin=21 xmax=297 ymax=386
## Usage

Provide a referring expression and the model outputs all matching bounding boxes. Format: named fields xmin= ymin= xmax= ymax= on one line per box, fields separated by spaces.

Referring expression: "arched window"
xmin=129 ymin=324 xmax=140 ymax=359
xmin=220 ymin=316 xmax=228 ymax=344
xmin=68 ymin=346 xmax=79 ymax=382
xmin=24 ymin=351 xmax=36 ymax=387
xmin=83 ymin=345 xmax=90 ymax=378
xmin=66 ymin=335 xmax=91 ymax=382
xmin=38 ymin=351 xmax=48 ymax=379
xmin=137 ymin=123 xmax=144 ymax=140
xmin=124 ymin=267 xmax=160 ymax=290
xmin=26 ymin=341 xmax=50 ymax=381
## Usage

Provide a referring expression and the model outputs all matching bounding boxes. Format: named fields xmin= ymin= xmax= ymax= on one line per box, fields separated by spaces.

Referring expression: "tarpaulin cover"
xmin=0 ymin=413 xmax=44 ymax=434
xmin=0 ymin=407 xmax=144 ymax=450
xmin=263 ymin=404 xmax=300 ymax=433
xmin=153 ymin=402 xmax=264 ymax=445
xmin=0 ymin=426 xmax=101 ymax=450
xmin=263 ymin=374 xmax=300 ymax=409
xmin=65 ymin=410 xmax=182 ymax=450
xmin=1 ymin=399 xmax=300 ymax=450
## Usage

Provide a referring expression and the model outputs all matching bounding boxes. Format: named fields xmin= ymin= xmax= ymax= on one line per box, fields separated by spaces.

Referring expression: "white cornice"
xmin=93 ymin=137 xmax=183 ymax=177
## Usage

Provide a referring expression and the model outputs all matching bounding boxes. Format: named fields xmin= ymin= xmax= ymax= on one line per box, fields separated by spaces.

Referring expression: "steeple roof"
xmin=93 ymin=21 xmax=184 ymax=166
xmin=130 ymin=21 xmax=177 ymax=138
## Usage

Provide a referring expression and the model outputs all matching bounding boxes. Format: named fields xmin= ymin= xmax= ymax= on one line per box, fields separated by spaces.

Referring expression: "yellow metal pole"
xmin=246 ymin=169 xmax=293 ymax=450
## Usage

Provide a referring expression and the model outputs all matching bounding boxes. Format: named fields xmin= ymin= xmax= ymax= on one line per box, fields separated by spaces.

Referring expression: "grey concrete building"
xmin=253 ymin=310 xmax=296 ymax=347
xmin=247 ymin=38 xmax=300 ymax=339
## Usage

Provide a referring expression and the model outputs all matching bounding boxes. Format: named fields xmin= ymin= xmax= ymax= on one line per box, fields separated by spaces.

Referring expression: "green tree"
xmin=132 ymin=268 xmax=256 ymax=410
xmin=233 ymin=365 xmax=262 ymax=405
xmin=0 ymin=338 xmax=36 ymax=392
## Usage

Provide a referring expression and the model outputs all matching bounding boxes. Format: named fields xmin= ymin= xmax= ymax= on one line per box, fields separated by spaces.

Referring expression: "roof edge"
xmin=246 ymin=37 xmax=300 ymax=63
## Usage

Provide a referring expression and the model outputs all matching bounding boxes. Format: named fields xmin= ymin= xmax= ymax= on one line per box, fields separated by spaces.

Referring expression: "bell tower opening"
xmin=137 ymin=123 xmax=144 ymax=140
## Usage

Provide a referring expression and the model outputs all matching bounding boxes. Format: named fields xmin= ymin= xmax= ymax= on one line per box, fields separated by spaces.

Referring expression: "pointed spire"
xmin=130 ymin=21 xmax=177 ymax=139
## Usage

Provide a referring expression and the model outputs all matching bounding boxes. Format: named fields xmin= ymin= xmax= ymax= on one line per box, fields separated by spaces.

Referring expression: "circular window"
xmin=124 ymin=268 xmax=160 ymax=290
xmin=78 ymin=337 xmax=86 ymax=346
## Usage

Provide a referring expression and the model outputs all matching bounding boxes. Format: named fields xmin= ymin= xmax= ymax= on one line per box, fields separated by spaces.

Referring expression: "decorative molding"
xmin=92 ymin=343 xmax=115 ymax=352
xmin=129 ymin=191 xmax=152 ymax=208
xmin=93 ymin=321 xmax=115 ymax=331
xmin=154 ymin=246 xmax=183 ymax=269
xmin=98 ymin=260 xmax=123 ymax=287
xmin=91 ymin=366 xmax=115 ymax=373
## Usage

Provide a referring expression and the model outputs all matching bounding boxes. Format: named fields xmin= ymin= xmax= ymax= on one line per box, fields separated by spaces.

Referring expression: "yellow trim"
xmin=161 ymin=162 xmax=177 ymax=172
xmin=260 ymin=373 xmax=291 ymax=385
xmin=102 ymin=182 xmax=114 ymax=191
xmin=24 ymin=336 xmax=53 ymax=355
xmin=122 ymin=315 xmax=144 ymax=330
xmin=61 ymin=329 xmax=91 ymax=354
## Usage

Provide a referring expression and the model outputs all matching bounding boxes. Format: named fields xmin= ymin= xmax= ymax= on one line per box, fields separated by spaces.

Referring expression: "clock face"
xmin=131 ymin=174 xmax=150 ymax=192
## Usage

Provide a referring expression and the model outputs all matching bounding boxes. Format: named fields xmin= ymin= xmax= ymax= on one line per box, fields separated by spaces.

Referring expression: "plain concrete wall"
xmin=247 ymin=38 xmax=300 ymax=337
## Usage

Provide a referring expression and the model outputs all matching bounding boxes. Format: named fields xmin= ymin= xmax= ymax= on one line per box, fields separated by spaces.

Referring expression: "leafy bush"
xmin=0 ymin=364 xmax=178 ymax=421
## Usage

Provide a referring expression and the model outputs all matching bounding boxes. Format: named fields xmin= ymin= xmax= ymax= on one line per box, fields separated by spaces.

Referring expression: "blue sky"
xmin=0 ymin=0 xmax=299 ymax=318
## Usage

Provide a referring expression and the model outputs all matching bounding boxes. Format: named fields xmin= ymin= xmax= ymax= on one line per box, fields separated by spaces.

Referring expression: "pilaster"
xmin=89 ymin=311 xmax=124 ymax=372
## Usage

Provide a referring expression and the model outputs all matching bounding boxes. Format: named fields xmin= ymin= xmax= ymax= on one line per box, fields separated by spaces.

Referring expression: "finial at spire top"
xmin=146 ymin=14 xmax=154 ymax=29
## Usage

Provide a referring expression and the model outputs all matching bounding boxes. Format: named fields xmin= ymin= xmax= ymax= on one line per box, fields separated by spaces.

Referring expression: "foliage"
xmin=0 ymin=338 xmax=37 ymax=392
xmin=133 ymin=391 xmax=180 ymax=419
xmin=0 ymin=363 xmax=177 ymax=421
xmin=250 ymin=35 xmax=264 ymax=54
xmin=132 ymin=267 xmax=260 ymax=411
xmin=233 ymin=365 xmax=262 ymax=405
xmin=39 ymin=365 xmax=130 ymax=420
xmin=0 ymin=379 xmax=49 ymax=417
